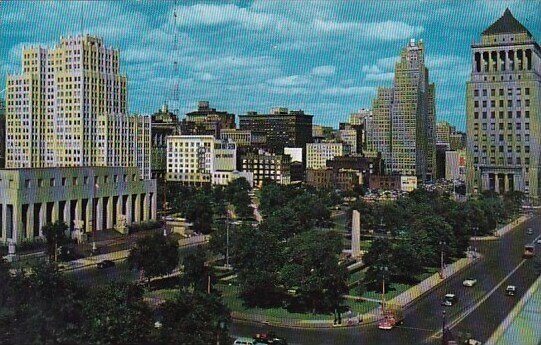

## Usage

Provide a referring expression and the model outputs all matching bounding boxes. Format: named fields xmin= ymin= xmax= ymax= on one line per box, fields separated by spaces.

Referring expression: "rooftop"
xmin=482 ymin=8 xmax=532 ymax=37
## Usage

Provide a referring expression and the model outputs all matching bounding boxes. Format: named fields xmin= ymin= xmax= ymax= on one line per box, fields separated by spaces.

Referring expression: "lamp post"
xmin=441 ymin=309 xmax=447 ymax=345
xmin=473 ymin=226 xmax=478 ymax=258
xmin=379 ymin=266 xmax=388 ymax=314
xmin=439 ymin=241 xmax=446 ymax=279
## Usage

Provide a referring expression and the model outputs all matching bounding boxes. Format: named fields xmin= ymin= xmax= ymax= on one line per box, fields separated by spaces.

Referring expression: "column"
xmin=13 ymin=204 xmax=22 ymax=243
xmin=504 ymin=174 xmax=510 ymax=193
xmin=134 ymin=194 xmax=141 ymax=223
xmin=0 ymin=204 xmax=4 ymax=241
xmin=143 ymin=193 xmax=149 ymax=221
xmin=495 ymin=174 xmax=500 ymax=194
xmin=63 ymin=201 xmax=71 ymax=229
xmin=499 ymin=51 xmax=506 ymax=71
xmin=126 ymin=195 xmax=132 ymax=224
xmin=116 ymin=196 xmax=123 ymax=227
xmin=52 ymin=201 xmax=59 ymax=223
xmin=26 ymin=204 xmax=34 ymax=240
xmin=106 ymin=197 xmax=113 ymax=229
xmin=150 ymin=193 xmax=157 ymax=220
xmin=96 ymin=197 xmax=104 ymax=231
xmin=481 ymin=173 xmax=489 ymax=191
xmin=75 ymin=199 xmax=82 ymax=222
xmin=38 ymin=203 xmax=46 ymax=237
xmin=491 ymin=51 xmax=497 ymax=72
xmin=85 ymin=199 xmax=93 ymax=233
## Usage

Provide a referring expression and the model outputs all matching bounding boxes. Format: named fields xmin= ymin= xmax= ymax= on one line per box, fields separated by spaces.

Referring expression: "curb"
xmin=484 ymin=275 xmax=541 ymax=345
xmin=230 ymin=312 xmax=379 ymax=329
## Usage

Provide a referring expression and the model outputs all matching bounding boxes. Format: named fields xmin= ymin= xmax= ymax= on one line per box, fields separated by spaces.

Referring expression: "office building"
xmin=0 ymin=166 xmax=157 ymax=244
xmin=466 ymin=9 xmax=541 ymax=202
xmin=306 ymin=168 xmax=360 ymax=192
xmin=4 ymin=35 xmax=151 ymax=179
xmin=239 ymin=108 xmax=313 ymax=154
xmin=183 ymin=101 xmax=235 ymax=138
xmin=306 ymin=142 xmax=343 ymax=169
xmin=241 ymin=151 xmax=291 ymax=187
xmin=166 ymin=135 xmax=249 ymax=186
xmin=369 ymin=39 xmax=436 ymax=181
xmin=446 ymin=150 xmax=466 ymax=181
xmin=0 ymin=98 xmax=5 ymax=168
xmin=220 ymin=129 xmax=266 ymax=148
xmin=151 ymin=103 xmax=179 ymax=180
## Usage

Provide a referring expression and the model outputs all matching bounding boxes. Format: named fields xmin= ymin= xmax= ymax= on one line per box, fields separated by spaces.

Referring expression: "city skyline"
xmin=1 ymin=1 xmax=540 ymax=131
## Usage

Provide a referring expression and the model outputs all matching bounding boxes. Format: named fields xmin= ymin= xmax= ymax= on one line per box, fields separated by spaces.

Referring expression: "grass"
xmin=216 ymin=282 xmax=380 ymax=321
xmin=145 ymin=289 xmax=180 ymax=301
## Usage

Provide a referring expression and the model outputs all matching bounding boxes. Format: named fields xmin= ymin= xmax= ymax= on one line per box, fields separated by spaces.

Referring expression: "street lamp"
xmin=379 ymin=266 xmax=389 ymax=314
xmin=472 ymin=226 xmax=479 ymax=258
xmin=439 ymin=241 xmax=446 ymax=279
xmin=441 ymin=309 xmax=447 ymax=345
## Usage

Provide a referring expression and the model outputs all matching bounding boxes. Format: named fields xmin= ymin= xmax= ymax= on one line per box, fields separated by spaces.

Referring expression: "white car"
xmin=463 ymin=278 xmax=477 ymax=287
xmin=537 ymin=239 xmax=541 ymax=244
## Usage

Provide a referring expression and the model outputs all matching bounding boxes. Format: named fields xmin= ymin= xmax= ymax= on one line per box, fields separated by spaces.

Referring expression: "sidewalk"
xmin=472 ymin=214 xmax=532 ymax=241
xmin=485 ymin=275 xmax=541 ymax=345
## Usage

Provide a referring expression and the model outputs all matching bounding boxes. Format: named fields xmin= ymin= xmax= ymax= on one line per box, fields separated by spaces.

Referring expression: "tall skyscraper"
xmin=151 ymin=103 xmax=179 ymax=180
xmin=182 ymin=101 xmax=235 ymax=138
xmin=466 ymin=9 xmax=540 ymax=202
xmin=369 ymin=39 xmax=436 ymax=181
xmin=4 ymin=35 xmax=151 ymax=178
xmin=0 ymin=98 xmax=5 ymax=168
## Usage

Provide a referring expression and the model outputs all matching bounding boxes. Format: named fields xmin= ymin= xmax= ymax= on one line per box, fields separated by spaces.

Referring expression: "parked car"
xmin=96 ymin=260 xmax=115 ymax=269
xmin=441 ymin=294 xmax=457 ymax=306
xmin=537 ymin=239 xmax=541 ymax=244
xmin=463 ymin=278 xmax=478 ymax=287
xmin=505 ymin=285 xmax=516 ymax=296
xmin=527 ymin=228 xmax=533 ymax=235
xmin=234 ymin=338 xmax=255 ymax=345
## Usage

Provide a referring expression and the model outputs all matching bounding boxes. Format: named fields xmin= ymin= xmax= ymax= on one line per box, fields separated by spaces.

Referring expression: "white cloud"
xmin=268 ymin=75 xmax=311 ymax=87
xmin=311 ymin=65 xmax=336 ymax=77
xmin=321 ymin=86 xmax=376 ymax=96
xmin=364 ymin=72 xmax=395 ymax=82
xmin=313 ymin=19 xmax=424 ymax=40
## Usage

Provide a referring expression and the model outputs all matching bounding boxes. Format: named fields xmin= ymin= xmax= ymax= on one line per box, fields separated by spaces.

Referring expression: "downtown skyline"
xmin=1 ymin=0 xmax=540 ymax=131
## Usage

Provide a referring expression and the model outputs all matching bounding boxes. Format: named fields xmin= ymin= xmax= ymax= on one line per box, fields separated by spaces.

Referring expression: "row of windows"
xmin=474 ymin=122 xmax=530 ymax=130
xmin=474 ymin=110 xmax=530 ymax=119
xmin=473 ymin=156 xmax=530 ymax=165
xmin=474 ymin=99 xmax=531 ymax=108
xmin=22 ymin=173 xmax=137 ymax=188
xmin=472 ymin=133 xmax=531 ymax=142
xmin=474 ymin=88 xmax=530 ymax=97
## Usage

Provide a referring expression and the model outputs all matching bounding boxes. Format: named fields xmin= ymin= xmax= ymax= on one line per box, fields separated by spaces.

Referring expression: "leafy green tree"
xmin=181 ymin=246 xmax=212 ymax=292
xmin=225 ymin=178 xmax=253 ymax=218
xmin=42 ymin=220 xmax=69 ymax=262
xmin=153 ymin=291 xmax=230 ymax=345
xmin=280 ymin=230 xmax=349 ymax=313
xmin=0 ymin=262 xmax=84 ymax=345
xmin=259 ymin=183 xmax=287 ymax=215
xmin=127 ymin=233 xmax=179 ymax=282
xmin=232 ymin=226 xmax=284 ymax=307
xmin=184 ymin=191 xmax=214 ymax=234
xmin=81 ymin=282 xmax=153 ymax=345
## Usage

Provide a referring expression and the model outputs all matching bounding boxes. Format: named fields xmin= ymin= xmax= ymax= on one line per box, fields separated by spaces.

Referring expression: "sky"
xmin=1 ymin=0 xmax=540 ymax=131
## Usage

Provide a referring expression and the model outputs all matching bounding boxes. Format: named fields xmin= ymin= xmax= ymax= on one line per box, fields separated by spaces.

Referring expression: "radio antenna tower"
xmin=170 ymin=0 xmax=180 ymax=116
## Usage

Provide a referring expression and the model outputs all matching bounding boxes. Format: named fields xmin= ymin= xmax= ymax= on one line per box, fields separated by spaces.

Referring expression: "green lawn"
xmin=145 ymin=289 xmax=180 ymax=301
xmin=216 ymin=283 xmax=379 ymax=321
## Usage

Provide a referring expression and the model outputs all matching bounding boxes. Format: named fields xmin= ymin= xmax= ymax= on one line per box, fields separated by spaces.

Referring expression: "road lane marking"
xmin=428 ymin=258 xmax=527 ymax=339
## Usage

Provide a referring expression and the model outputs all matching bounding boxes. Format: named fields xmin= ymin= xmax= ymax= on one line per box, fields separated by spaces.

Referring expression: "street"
xmin=231 ymin=214 xmax=541 ymax=345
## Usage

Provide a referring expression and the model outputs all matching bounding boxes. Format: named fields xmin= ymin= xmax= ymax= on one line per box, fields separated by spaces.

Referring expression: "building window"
xmin=525 ymin=88 xmax=530 ymax=95
xmin=73 ymin=177 xmax=78 ymax=186
xmin=62 ymin=177 xmax=67 ymax=186
xmin=499 ymin=89 xmax=504 ymax=96
xmin=24 ymin=179 xmax=31 ymax=188
xmin=525 ymin=146 xmax=530 ymax=153
xmin=38 ymin=179 xmax=44 ymax=187
xmin=84 ymin=176 xmax=89 ymax=185
xmin=482 ymin=112 xmax=487 ymax=119
xmin=508 ymin=111 xmax=512 ymax=119
xmin=123 ymin=174 xmax=127 ymax=182
xmin=50 ymin=178 xmax=55 ymax=187
xmin=474 ymin=89 xmax=479 ymax=96
xmin=474 ymin=112 xmax=479 ymax=119
xmin=499 ymin=111 xmax=504 ymax=119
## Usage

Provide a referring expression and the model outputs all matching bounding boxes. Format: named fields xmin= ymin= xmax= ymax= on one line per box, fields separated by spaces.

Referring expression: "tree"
xmin=232 ymin=226 xmax=284 ymax=307
xmin=127 ymin=233 xmax=179 ymax=282
xmin=280 ymin=230 xmax=349 ymax=313
xmin=181 ymin=246 xmax=212 ymax=292
xmin=42 ymin=220 xmax=69 ymax=262
xmin=153 ymin=291 xmax=230 ymax=345
xmin=81 ymin=282 xmax=153 ymax=345
xmin=184 ymin=191 xmax=214 ymax=234
xmin=0 ymin=262 xmax=84 ymax=345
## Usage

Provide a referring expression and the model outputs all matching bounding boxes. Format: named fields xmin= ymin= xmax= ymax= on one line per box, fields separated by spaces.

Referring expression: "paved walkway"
xmin=485 ymin=275 xmax=541 ymax=345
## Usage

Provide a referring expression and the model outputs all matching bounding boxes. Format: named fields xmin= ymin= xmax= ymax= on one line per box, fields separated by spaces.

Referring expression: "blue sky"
xmin=1 ymin=0 xmax=540 ymax=130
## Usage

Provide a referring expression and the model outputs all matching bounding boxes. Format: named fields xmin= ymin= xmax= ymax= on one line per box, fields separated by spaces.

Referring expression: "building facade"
xmin=4 ymin=35 xmax=151 ymax=179
xmin=466 ymin=9 xmax=541 ymax=202
xmin=306 ymin=142 xmax=343 ymax=169
xmin=306 ymin=168 xmax=360 ymax=191
xmin=220 ymin=129 xmax=266 ymax=148
xmin=0 ymin=98 xmax=5 ymax=168
xmin=241 ymin=151 xmax=291 ymax=187
xmin=151 ymin=103 xmax=179 ymax=180
xmin=239 ymin=108 xmax=313 ymax=154
xmin=369 ymin=39 xmax=436 ymax=181
xmin=183 ymin=101 xmax=235 ymax=138
xmin=0 ymin=166 xmax=157 ymax=244
xmin=446 ymin=150 xmax=467 ymax=181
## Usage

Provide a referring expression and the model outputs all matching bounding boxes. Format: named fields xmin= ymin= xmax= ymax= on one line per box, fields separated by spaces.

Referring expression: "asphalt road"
xmin=230 ymin=214 xmax=541 ymax=345
xmin=64 ymin=244 xmax=203 ymax=286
